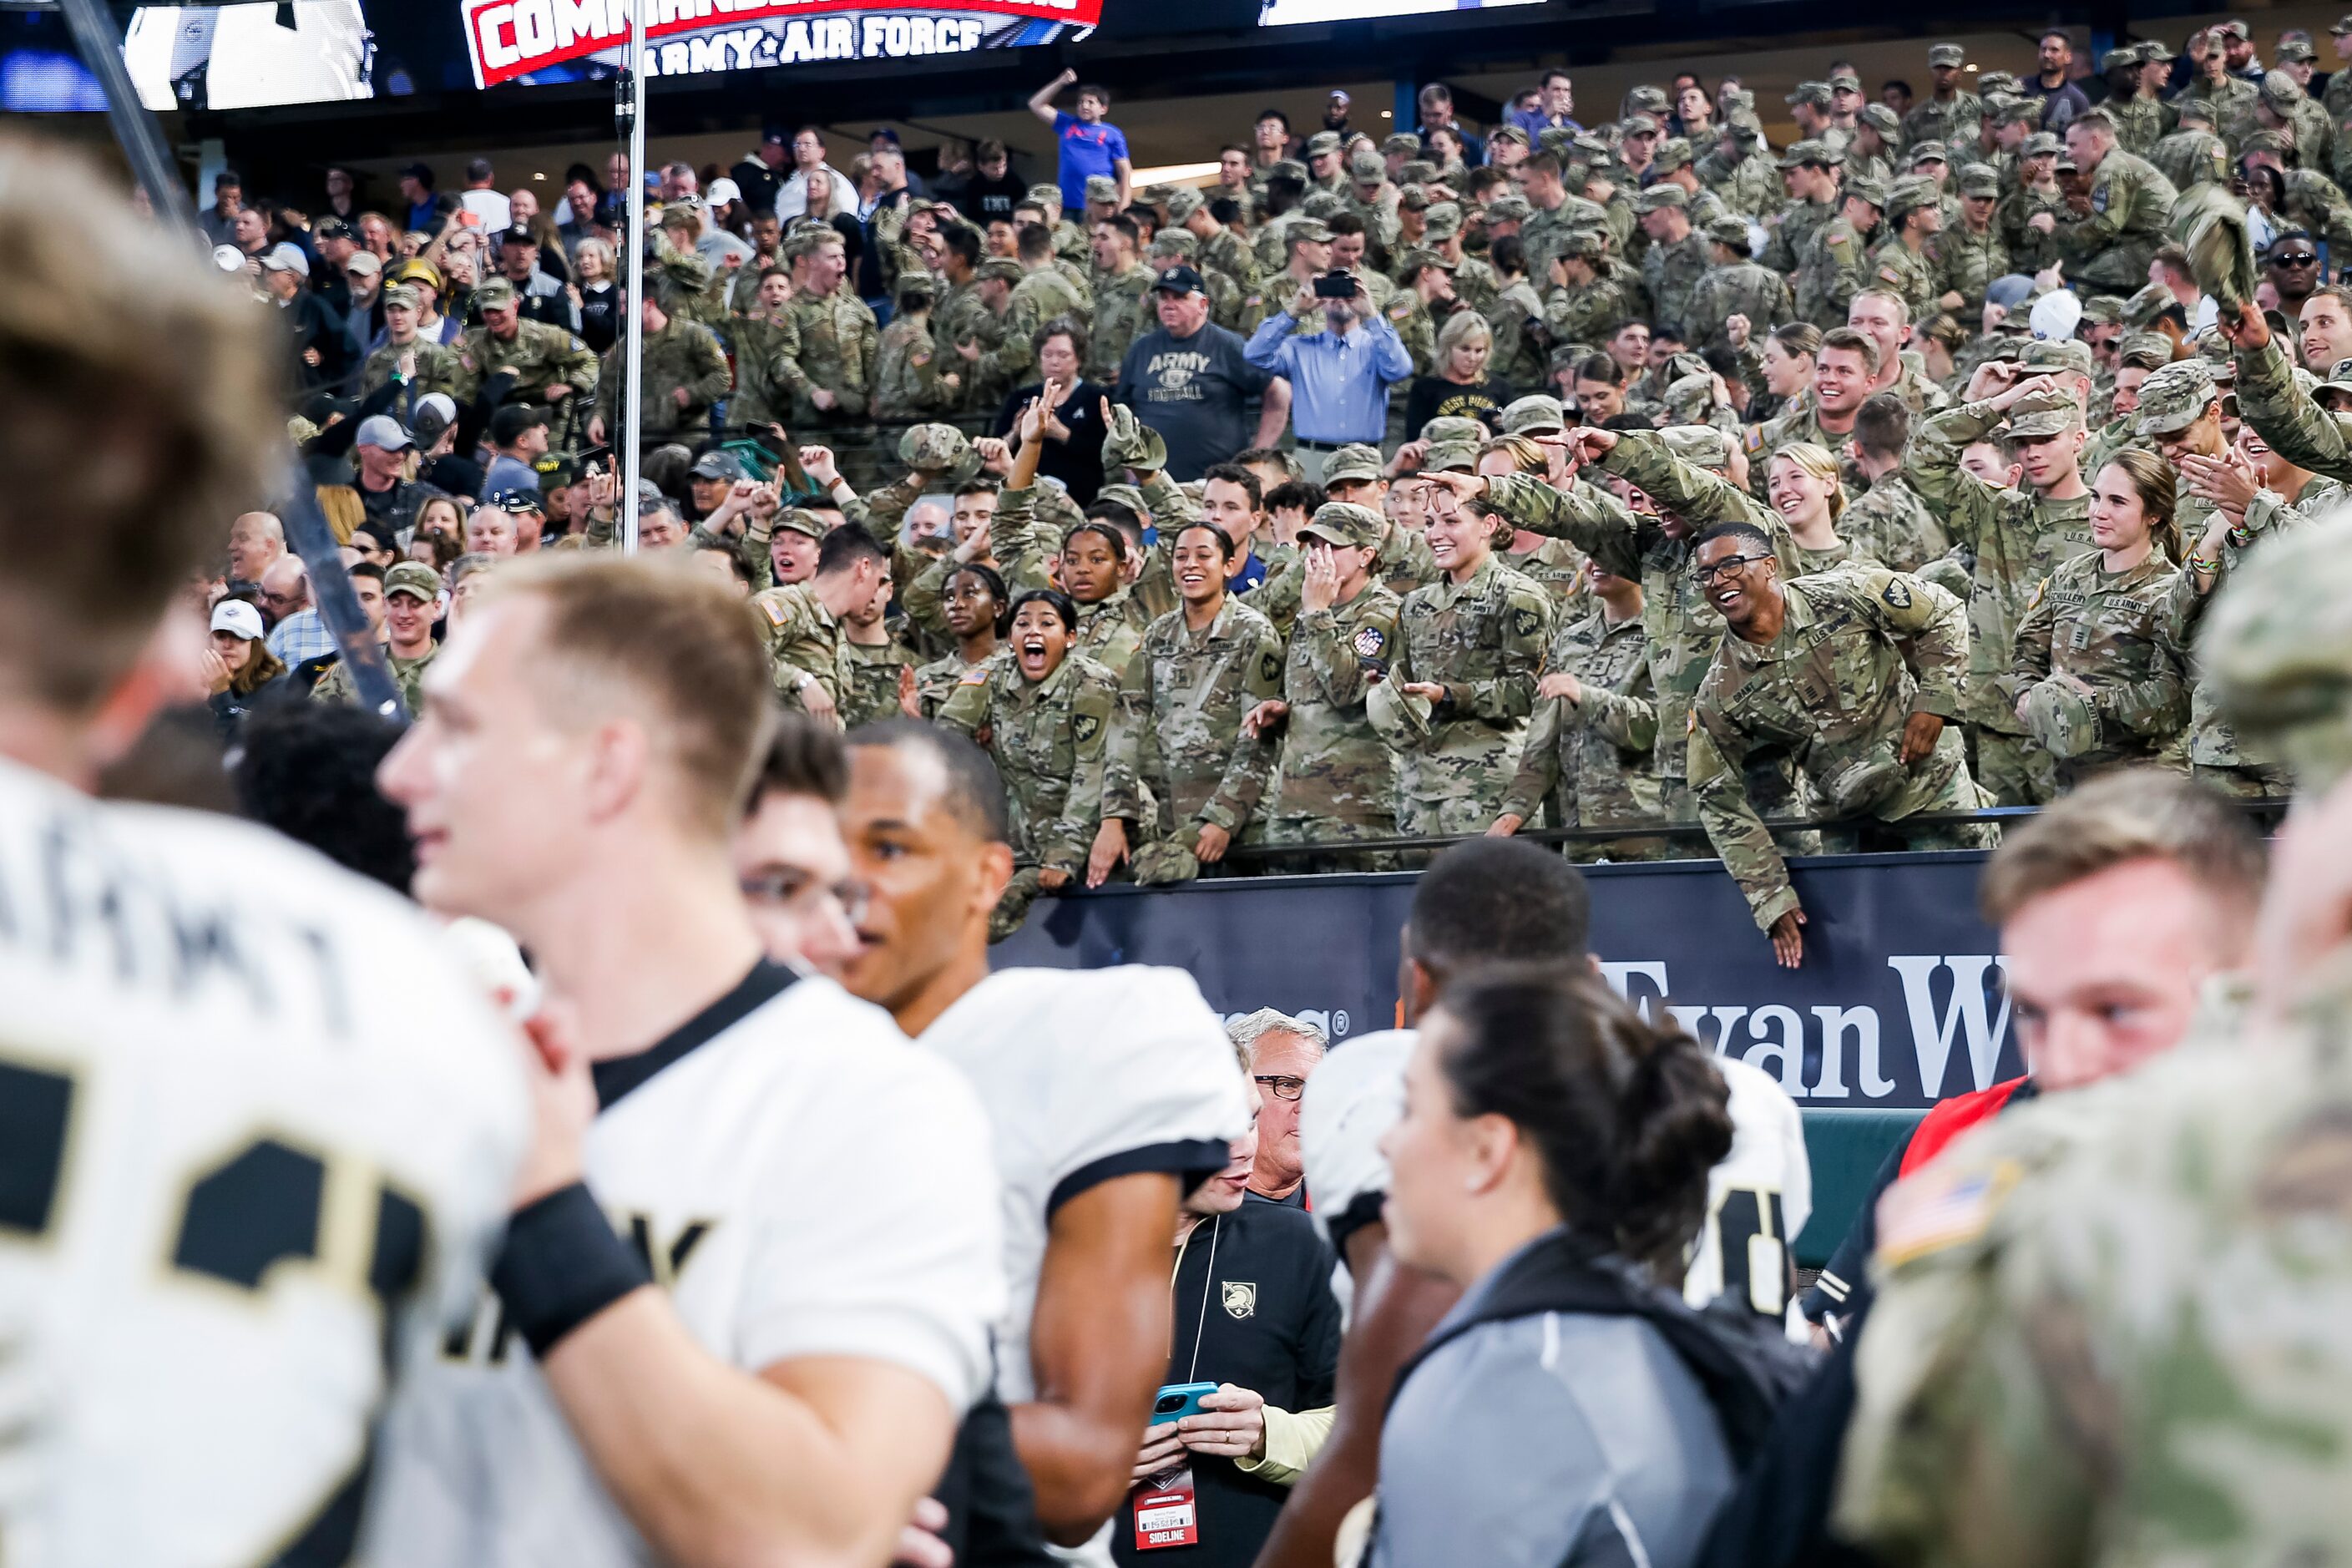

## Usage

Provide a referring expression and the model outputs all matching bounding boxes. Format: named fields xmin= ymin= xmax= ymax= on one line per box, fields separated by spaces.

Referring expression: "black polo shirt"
xmin=1112 ymin=1200 xmax=1341 ymax=1568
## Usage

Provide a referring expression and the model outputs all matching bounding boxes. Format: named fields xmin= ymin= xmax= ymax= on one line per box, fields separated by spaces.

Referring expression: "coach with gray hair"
xmin=1227 ymin=1009 xmax=1329 ymax=1207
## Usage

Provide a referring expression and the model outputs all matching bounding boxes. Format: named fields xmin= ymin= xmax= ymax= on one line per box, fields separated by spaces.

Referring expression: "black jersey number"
xmin=0 ymin=1058 xmax=426 ymax=1567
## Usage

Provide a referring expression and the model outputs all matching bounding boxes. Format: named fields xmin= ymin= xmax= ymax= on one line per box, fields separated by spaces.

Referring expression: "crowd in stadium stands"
xmin=209 ymin=19 xmax=2352 ymax=954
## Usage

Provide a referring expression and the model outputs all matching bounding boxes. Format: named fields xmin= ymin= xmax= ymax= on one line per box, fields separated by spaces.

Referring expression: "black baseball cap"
xmin=314 ymin=216 xmax=353 ymax=241
xmin=1153 ymin=265 xmax=1206 ymax=297
xmin=500 ymin=225 xmax=539 ymax=248
xmin=486 ymin=487 xmax=546 ymax=516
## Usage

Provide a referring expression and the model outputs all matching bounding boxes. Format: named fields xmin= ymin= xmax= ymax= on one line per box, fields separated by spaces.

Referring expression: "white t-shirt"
xmin=0 ymin=757 xmax=528 ymax=1567
xmin=917 ymin=967 xmax=1253 ymax=1409
xmin=1298 ymin=1029 xmax=1812 ymax=1313
xmin=367 ymin=969 xmax=1005 ymax=1568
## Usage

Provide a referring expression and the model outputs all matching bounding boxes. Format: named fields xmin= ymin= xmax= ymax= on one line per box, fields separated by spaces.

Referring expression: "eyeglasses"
xmin=1692 ymin=552 xmax=1768 ymax=584
xmin=740 ymin=868 xmax=870 ymax=924
xmin=2274 ymin=252 xmax=2321 ymax=266
xmin=1253 ymin=1074 xmax=1308 ymax=1101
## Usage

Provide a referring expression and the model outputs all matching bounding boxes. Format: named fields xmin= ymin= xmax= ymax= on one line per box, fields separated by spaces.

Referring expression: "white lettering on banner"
xmin=513 ymin=0 xmax=555 ymax=55
xmin=1600 ymin=955 xmax=2007 ymax=1102
xmin=477 ymin=3 xmax=521 ymax=70
xmin=1887 ymin=954 xmax=2012 ymax=1100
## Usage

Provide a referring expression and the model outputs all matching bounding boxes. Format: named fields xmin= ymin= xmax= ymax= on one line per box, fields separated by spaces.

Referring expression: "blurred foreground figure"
xmin=0 ymin=142 xmax=528 ymax=1563
xmin=1841 ymin=518 xmax=2352 ymax=1568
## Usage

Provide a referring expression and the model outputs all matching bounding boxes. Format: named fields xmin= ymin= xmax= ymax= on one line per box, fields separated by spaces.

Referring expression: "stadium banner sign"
xmin=463 ymin=0 xmax=1099 ymax=86
xmin=995 ymin=851 xmax=2023 ymax=1113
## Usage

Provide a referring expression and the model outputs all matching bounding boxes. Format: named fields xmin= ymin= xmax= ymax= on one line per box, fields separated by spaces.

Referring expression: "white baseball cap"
xmin=260 ymin=242 xmax=311 ymax=278
xmin=210 ymin=599 xmax=266 ymax=640
xmin=707 ymin=177 xmax=741 ymax=206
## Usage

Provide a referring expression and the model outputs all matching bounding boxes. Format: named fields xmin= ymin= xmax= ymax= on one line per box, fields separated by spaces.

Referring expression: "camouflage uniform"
xmin=723 ymin=315 xmax=797 ymax=435
xmin=1758 ymin=194 xmax=1836 ymax=276
xmin=839 ymin=637 xmax=918 ymax=729
xmin=1901 ymin=79 xmax=1984 ymax=154
xmin=873 ymin=307 xmax=963 ymax=422
xmin=935 ymin=650 xmax=1120 ymax=881
xmin=2005 ymin=549 xmax=2190 ymax=784
xmin=1838 ymin=471 xmax=1952 ymax=575
xmin=1087 ymin=263 xmax=1156 ymax=385
xmin=2104 ymin=90 xmax=2172 ymax=157
xmin=1934 ymin=213 xmax=2011 ymax=321
xmin=1387 ymin=554 xmax=1554 ymax=835
xmin=1486 ymin=438 xmax=1801 ymax=795
xmin=1793 ymin=209 xmax=1879 ymax=329
xmin=1499 ymin=609 xmax=1668 ymax=859
xmin=1691 ymin=565 xmax=1982 ymax=931
xmin=980 ymin=266 xmax=1089 ymax=395
xmin=1636 ymin=195 xmax=1713 ymax=342
xmin=751 ymin=582 xmax=847 ymax=715
xmin=1909 ymin=392 xmax=2098 ymax=804
xmin=310 ymin=647 xmax=434 ymax=713
xmin=595 ymin=317 xmax=731 ymax=447
xmin=362 ymin=336 xmax=464 ymax=402
xmin=2050 ymin=149 xmax=2179 ymax=293
xmin=1540 ymin=267 xmax=1635 ymax=354
xmin=1105 ymin=596 xmax=1286 ymax=849
xmin=776 ymin=284 xmax=880 ymax=422
xmin=1697 ymin=138 xmax=1781 ymax=221
xmin=2151 ymin=122 xmax=2232 ymax=192
xmin=453 ymin=316 xmax=599 ymax=409
xmin=1262 ymin=538 xmax=1405 ymax=862
xmin=1689 ymin=249 xmax=1794 ymax=355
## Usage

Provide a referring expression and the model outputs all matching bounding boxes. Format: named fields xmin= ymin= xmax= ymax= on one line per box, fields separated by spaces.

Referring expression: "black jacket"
xmin=1111 ymin=1201 xmax=1342 ymax=1568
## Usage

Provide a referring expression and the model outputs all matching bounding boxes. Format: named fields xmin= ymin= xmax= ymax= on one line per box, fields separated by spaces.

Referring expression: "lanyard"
xmin=1170 ymin=1213 xmax=1222 ymax=1384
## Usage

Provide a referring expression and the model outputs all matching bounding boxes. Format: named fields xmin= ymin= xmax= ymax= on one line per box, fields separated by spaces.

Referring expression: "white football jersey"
xmin=367 ymin=969 xmax=1005 ymax=1568
xmin=1297 ymin=1029 xmax=1812 ymax=1314
xmin=0 ymin=756 xmax=527 ymax=1568
xmin=918 ymin=968 xmax=1253 ymax=1408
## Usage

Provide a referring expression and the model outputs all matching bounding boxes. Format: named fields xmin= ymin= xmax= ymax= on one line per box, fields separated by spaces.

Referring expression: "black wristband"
xmin=489 ymin=1182 xmax=651 ymax=1359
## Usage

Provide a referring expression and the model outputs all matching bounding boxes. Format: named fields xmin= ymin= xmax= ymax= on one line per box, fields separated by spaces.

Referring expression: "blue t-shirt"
xmin=1053 ymin=111 xmax=1129 ymax=211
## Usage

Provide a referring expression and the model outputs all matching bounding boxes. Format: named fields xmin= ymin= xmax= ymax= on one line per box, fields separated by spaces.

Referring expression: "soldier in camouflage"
xmin=453 ymin=275 xmax=599 ymax=422
xmin=751 ymin=528 xmax=886 ymax=725
xmin=1866 ymin=177 xmax=1945 ymax=326
xmin=1794 ymin=175 xmax=1885 ymax=330
xmin=1687 ymin=526 xmax=1984 ymax=966
xmin=1085 ymin=214 xmax=1156 ymax=384
xmin=1247 ymin=503 xmax=1405 ymax=870
xmin=936 ymin=588 xmax=1121 ymax=932
xmin=1635 ymin=185 xmax=1711 ymax=344
xmin=2152 ymin=96 xmax=2232 ymax=192
xmin=311 ymin=560 xmax=440 ymax=713
xmin=589 ymin=264 xmax=731 ymax=453
xmin=362 ymin=285 xmax=464 ymax=404
xmin=1490 ymin=556 xmax=1668 ymax=860
xmin=1903 ymin=43 xmax=1985 ymax=151
xmin=1909 ymin=376 xmax=2100 ymax=804
xmin=772 ymin=228 xmax=878 ymax=422
xmin=2042 ymin=112 xmax=2179 ymax=293
xmin=1541 ymin=227 xmax=1636 ymax=358
xmin=1937 ymin=164 xmax=2011 ymax=321
xmin=1760 ymin=141 xmax=1843 ymax=277
xmin=1689 ymin=216 xmax=1793 ymax=356
xmin=1840 ymin=392 xmax=1955 ymax=576
xmin=873 ymin=271 xmax=964 ymax=422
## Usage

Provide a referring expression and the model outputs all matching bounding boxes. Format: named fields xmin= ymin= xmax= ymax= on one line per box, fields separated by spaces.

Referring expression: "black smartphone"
xmin=1313 ymin=271 xmax=1357 ymax=300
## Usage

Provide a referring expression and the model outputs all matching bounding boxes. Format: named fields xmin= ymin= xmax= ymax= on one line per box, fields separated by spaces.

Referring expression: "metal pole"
xmin=56 ymin=0 xmax=405 ymax=722
xmin=619 ymin=0 xmax=650 ymax=554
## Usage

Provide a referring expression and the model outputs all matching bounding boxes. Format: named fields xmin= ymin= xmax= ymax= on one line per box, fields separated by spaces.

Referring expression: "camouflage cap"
xmin=2021 ymin=679 xmax=2101 ymax=760
xmin=2278 ymin=30 xmax=2318 ymax=61
xmin=1421 ymin=201 xmax=1464 ymax=240
xmin=2020 ymin=336 xmax=2096 ymax=377
xmin=2021 ymin=130 xmax=2064 ymax=158
xmin=1651 ymin=137 xmax=1695 ymax=175
xmin=2005 ymin=387 xmax=2081 ymax=438
xmin=1095 ymin=482 xmax=1150 ymax=519
xmin=1928 ymin=41 xmax=1966 ymax=66
xmin=2240 ymin=128 xmax=2291 ymax=155
xmin=1908 ymin=139 xmax=1951 ymax=166
xmin=2335 ymin=13 xmax=2352 ymax=33
xmin=2115 ymin=331 xmax=2176 ymax=368
xmin=2173 ymin=96 xmax=2217 ymax=125
xmin=1861 ymin=103 xmax=1902 ymax=137
xmin=1777 ymin=139 xmax=1843 ymax=169
xmin=1559 ymin=225 xmax=1610 ymax=260
xmin=1165 ymin=186 xmax=1204 ymax=221
xmin=1662 ymin=372 xmax=1721 ymax=421
xmin=1422 ymin=441 xmax=1481 ymax=473
xmin=1995 ymin=97 xmax=2046 ymax=128
xmin=893 ymin=270 xmax=939 ymax=306
xmin=1485 ymin=193 xmax=1534 ymax=223
xmin=2099 ymin=46 xmax=2140 ymax=71
xmin=1634 ymin=184 xmax=1688 ymax=214
xmin=1627 ymin=84 xmax=1671 ymax=113
xmin=2325 ymin=354 xmax=2352 ymax=393
xmin=1660 ymin=423 xmax=1732 ymax=471
xmin=1621 ymin=113 xmax=1663 ymax=137
xmin=1500 ymin=393 xmax=1567 ymax=435
xmin=1084 ymin=175 xmax=1119 ymax=203
xmin=1303 ymin=130 xmax=1344 ymax=156
xmin=1487 ymin=124 xmax=1531 ymax=149
xmin=1420 ymin=415 xmax=1487 ymax=447
xmin=1844 ymin=175 xmax=1889 ymax=209
xmin=2133 ymin=359 xmax=2219 ymax=434
xmin=1958 ymin=163 xmax=2002 ymax=197
xmin=1366 ymin=676 xmax=1434 ymax=747
xmin=1349 ymin=149 xmax=1387 ymax=182
xmin=974 ymin=257 xmax=1024 ymax=284
xmin=1705 ymin=214 xmax=1753 ymax=249
xmin=1148 ymin=230 xmax=1199 ymax=260
xmin=899 ymin=422 xmax=969 ymax=471
xmin=1297 ymin=501 xmax=1386 ymax=548
xmin=382 ymin=282 xmax=422 ymax=311
xmin=1380 ymin=132 xmax=1421 ymax=157
xmin=2137 ymin=38 xmax=2177 ymax=63
xmin=383 ymin=560 xmax=443 ymax=601
xmin=1397 ymin=186 xmax=1432 ymax=213
xmin=1269 ymin=159 xmax=1311 ymax=183
xmin=1285 ymin=217 xmax=1337 ymax=246
xmin=1320 ymin=443 xmax=1387 ymax=486
xmin=2214 ymin=18 xmax=2251 ymax=39
xmin=1026 ymin=182 xmax=1064 ymax=205
xmin=1397 ymin=159 xmax=1439 ymax=188
xmin=473 ymin=276 xmax=519 ymax=310
xmin=1883 ymin=175 xmax=1938 ymax=224
xmin=1828 ymin=69 xmax=1863 ymax=92
xmin=1395 ymin=245 xmax=1453 ymax=277
xmin=1976 ymin=71 xmax=2022 ymax=96
xmin=657 ymin=197 xmax=704 ymax=228
xmin=776 ymin=508 xmax=831 ymax=539
xmin=2122 ymin=281 xmax=2175 ymax=330
xmin=2201 ymin=518 xmax=2352 ymax=790
xmin=1301 ymin=190 xmax=1345 ymax=220
xmin=1786 ymin=81 xmax=1833 ymax=109
xmin=2260 ymin=72 xmax=2307 ymax=107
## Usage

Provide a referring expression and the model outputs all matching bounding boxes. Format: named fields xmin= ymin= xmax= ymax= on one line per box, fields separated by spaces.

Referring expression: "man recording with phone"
xmin=1116 ymin=1105 xmax=1342 ymax=1565
xmin=1243 ymin=266 xmax=1413 ymax=483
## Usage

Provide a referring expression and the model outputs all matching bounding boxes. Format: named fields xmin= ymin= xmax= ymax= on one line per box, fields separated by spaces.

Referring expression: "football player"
xmin=835 ymin=721 xmax=1252 ymax=1563
xmin=0 ymin=144 xmax=526 ymax=1565
xmin=368 ymin=559 xmax=1006 ymax=1566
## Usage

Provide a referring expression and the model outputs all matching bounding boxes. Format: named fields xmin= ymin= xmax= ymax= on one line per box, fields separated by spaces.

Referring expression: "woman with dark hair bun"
xmin=1366 ymin=967 xmax=1798 ymax=1568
